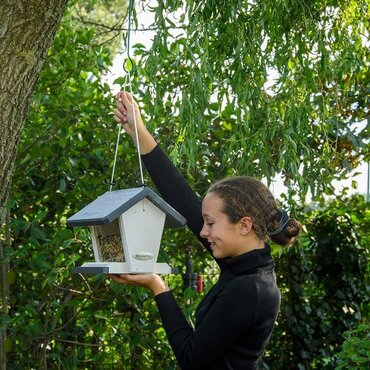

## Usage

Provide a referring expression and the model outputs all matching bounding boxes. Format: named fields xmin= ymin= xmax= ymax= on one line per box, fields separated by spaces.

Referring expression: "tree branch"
xmin=0 ymin=208 xmax=10 ymax=370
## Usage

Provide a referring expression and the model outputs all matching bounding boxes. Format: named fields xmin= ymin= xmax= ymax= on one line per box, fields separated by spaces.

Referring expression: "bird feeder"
xmin=67 ymin=186 xmax=186 ymax=274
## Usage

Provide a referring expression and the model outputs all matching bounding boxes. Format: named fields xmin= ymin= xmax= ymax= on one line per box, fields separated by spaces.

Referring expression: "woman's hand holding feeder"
xmin=114 ymin=91 xmax=156 ymax=154
xmin=108 ymin=273 xmax=170 ymax=297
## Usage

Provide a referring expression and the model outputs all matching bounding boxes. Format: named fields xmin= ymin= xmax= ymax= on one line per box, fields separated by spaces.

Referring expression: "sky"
xmin=106 ymin=1 xmax=369 ymax=201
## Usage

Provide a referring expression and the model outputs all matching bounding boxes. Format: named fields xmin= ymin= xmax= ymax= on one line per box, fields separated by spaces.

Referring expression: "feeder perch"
xmin=67 ymin=187 xmax=186 ymax=274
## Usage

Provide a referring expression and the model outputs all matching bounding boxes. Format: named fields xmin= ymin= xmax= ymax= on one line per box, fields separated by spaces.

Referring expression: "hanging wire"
xmin=109 ymin=124 xmax=122 ymax=191
xmin=109 ymin=0 xmax=145 ymax=190
xmin=128 ymin=79 xmax=145 ymax=186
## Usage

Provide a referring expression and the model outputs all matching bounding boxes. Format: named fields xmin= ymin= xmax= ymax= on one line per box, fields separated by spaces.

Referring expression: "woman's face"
xmin=200 ymin=192 xmax=245 ymax=258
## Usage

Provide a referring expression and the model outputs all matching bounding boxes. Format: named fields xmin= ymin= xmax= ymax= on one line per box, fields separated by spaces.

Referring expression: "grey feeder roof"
xmin=66 ymin=186 xmax=186 ymax=228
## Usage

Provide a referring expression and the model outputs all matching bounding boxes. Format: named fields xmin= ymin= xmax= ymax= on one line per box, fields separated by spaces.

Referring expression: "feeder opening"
xmin=93 ymin=219 xmax=125 ymax=262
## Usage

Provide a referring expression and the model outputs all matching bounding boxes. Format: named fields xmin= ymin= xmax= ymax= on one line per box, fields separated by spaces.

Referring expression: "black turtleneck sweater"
xmin=142 ymin=145 xmax=281 ymax=370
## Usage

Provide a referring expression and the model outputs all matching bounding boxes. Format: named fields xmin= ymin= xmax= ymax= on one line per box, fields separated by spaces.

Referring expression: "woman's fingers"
xmin=114 ymin=91 xmax=143 ymax=138
xmin=108 ymin=274 xmax=133 ymax=285
xmin=115 ymin=92 xmax=132 ymax=123
xmin=121 ymin=91 xmax=139 ymax=109
xmin=108 ymin=273 xmax=156 ymax=288
xmin=114 ymin=108 xmax=126 ymax=123
xmin=121 ymin=92 xmax=133 ymax=111
xmin=116 ymin=98 xmax=127 ymax=113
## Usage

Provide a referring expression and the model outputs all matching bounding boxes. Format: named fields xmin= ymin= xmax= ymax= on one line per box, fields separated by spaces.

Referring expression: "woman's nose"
xmin=200 ymin=223 xmax=208 ymax=238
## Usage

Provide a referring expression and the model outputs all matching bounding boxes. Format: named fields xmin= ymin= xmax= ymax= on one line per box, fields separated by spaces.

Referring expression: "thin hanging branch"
xmin=0 ymin=208 xmax=10 ymax=370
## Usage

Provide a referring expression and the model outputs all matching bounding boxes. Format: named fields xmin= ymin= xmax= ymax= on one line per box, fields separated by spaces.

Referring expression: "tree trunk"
xmin=0 ymin=0 xmax=68 ymax=225
xmin=0 ymin=1 xmax=68 ymax=369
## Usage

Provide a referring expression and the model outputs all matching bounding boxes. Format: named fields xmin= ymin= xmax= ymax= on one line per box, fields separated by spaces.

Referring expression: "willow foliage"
xmin=129 ymin=0 xmax=369 ymax=202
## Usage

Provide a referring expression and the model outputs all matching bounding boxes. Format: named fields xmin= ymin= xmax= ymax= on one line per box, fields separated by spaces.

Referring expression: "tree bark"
xmin=0 ymin=1 xmax=68 ymax=369
xmin=0 ymin=0 xmax=68 ymax=225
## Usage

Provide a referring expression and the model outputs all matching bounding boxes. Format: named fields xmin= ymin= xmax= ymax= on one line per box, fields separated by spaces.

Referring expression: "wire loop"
xmin=123 ymin=56 xmax=135 ymax=73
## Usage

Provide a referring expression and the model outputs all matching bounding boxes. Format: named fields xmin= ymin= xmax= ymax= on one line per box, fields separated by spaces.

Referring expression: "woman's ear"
xmin=239 ymin=216 xmax=253 ymax=235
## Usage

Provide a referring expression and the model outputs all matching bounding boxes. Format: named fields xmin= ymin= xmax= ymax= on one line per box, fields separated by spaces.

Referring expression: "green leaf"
xmin=30 ymin=225 xmax=46 ymax=241
xmin=287 ymin=58 xmax=294 ymax=70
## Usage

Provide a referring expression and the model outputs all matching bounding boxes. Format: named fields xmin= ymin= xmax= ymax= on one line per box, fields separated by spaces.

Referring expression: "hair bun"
xmin=269 ymin=218 xmax=301 ymax=247
xmin=269 ymin=209 xmax=290 ymax=236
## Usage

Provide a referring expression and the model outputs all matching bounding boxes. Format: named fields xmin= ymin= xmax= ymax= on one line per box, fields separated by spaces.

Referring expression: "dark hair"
xmin=208 ymin=176 xmax=301 ymax=247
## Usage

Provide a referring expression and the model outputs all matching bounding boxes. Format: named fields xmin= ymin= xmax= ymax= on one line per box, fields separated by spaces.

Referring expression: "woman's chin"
xmin=211 ymin=249 xmax=222 ymax=259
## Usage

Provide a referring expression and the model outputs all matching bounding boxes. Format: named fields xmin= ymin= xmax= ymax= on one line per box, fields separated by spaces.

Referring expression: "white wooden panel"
xmin=89 ymin=226 xmax=101 ymax=262
xmin=119 ymin=199 xmax=166 ymax=273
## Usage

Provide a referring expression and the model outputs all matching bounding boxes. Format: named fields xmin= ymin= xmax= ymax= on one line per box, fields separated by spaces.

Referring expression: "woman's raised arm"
xmin=113 ymin=92 xmax=210 ymax=253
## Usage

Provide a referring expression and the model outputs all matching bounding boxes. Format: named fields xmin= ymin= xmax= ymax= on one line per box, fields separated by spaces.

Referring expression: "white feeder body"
xmin=67 ymin=187 xmax=186 ymax=275
xmin=119 ymin=198 xmax=166 ymax=273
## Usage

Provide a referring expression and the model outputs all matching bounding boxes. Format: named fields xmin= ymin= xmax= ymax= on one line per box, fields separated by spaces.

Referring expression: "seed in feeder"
xmin=98 ymin=235 xmax=125 ymax=262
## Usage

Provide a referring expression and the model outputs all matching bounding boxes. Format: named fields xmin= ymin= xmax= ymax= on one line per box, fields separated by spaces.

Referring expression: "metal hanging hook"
xmin=123 ymin=0 xmax=135 ymax=73
xmin=109 ymin=0 xmax=144 ymax=191
xmin=123 ymin=57 xmax=134 ymax=73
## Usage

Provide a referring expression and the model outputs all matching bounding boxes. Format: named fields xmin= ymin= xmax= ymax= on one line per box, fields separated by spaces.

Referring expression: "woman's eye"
xmin=207 ymin=223 xmax=214 ymax=226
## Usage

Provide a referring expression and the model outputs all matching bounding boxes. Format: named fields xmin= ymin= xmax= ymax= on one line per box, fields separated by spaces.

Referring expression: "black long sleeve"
xmin=154 ymin=268 xmax=280 ymax=370
xmin=141 ymin=145 xmax=209 ymax=250
xmin=142 ymin=145 xmax=281 ymax=370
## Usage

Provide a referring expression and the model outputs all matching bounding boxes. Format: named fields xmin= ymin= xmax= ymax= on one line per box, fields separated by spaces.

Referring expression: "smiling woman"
xmin=110 ymin=91 xmax=301 ymax=370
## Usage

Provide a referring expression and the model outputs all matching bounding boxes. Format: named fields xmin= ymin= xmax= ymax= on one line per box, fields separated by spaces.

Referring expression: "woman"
xmin=110 ymin=92 xmax=301 ymax=370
